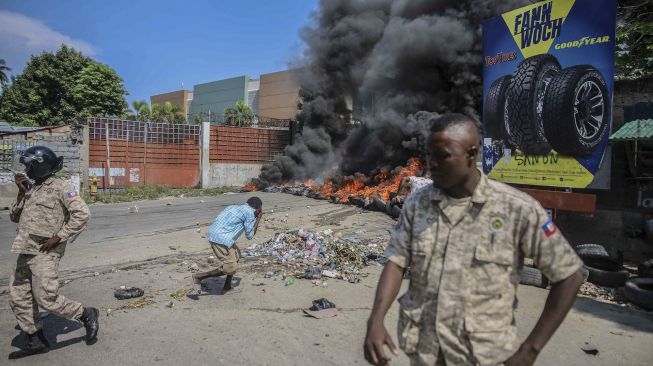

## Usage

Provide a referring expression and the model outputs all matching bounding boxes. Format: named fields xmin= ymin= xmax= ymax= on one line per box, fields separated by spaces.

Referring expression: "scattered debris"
xmin=169 ymin=246 xmax=178 ymax=251
xmin=93 ymin=272 xmax=100 ymax=276
xmin=348 ymin=276 xmax=361 ymax=284
xmin=304 ymin=308 xmax=338 ymax=319
xmin=128 ymin=205 xmax=139 ymax=213
xmin=310 ymin=298 xmax=336 ymax=310
xmin=580 ymin=340 xmax=599 ymax=355
xmin=166 ymin=202 xmax=172 ymax=206
xmin=207 ymin=256 xmax=216 ymax=263
xmin=245 ymin=228 xmax=385 ymax=282
xmin=321 ymin=270 xmax=337 ymax=278
xmin=165 ymin=301 xmax=174 ymax=308
xmin=114 ymin=287 xmax=145 ymax=300
xmin=285 ymin=278 xmax=295 ymax=286
xmin=303 ymin=298 xmax=338 ymax=319
xmin=170 ymin=287 xmax=193 ymax=301
xmin=188 ymin=263 xmax=200 ymax=272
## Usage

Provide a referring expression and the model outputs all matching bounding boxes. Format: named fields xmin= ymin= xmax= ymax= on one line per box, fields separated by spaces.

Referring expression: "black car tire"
xmin=505 ymin=54 xmax=561 ymax=155
xmin=485 ymin=75 xmax=511 ymax=142
xmin=638 ymin=259 xmax=653 ymax=278
xmin=585 ymin=265 xmax=629 ymax=288
xmin=623 ymin=277 xmax=653 ymax=309
xmin=543 ymin=65 xmax=609 ymax=156
xmin=574 ymin=243 xmax=623 ymax=271
xmin=520 ymin=266 xmax=550 ymax=288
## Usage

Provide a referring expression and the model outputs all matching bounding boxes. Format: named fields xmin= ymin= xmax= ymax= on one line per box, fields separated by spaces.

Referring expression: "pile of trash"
xmin=242 ymin=228 xmax=387 ymax=282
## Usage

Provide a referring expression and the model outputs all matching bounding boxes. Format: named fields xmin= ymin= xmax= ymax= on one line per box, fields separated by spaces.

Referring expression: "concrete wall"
xmin=189 ymin=76 xmax=249 ymax=120
xmin=150 ymin=90 xmax=193 ymax=116
xmin=259 ymin=70 xmax=300 ymax=120
xmin=207 ymin=163 xmax=262 ymax=187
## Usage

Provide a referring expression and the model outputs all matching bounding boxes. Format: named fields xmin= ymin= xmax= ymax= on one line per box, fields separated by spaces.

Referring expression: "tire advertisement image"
xmin=482 ymin=0 xmax=616 ymax=189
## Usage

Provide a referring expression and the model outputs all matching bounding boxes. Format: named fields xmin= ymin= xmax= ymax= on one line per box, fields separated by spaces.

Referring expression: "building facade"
xmin=258 ymin=69 xmax=300 ymax=120
xmin=150 ymin=90 xmax=193 ymax=116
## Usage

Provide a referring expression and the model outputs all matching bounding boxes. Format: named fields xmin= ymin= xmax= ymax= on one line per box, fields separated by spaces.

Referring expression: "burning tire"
xmin=505 ymin=54 xmax=561 ymax=155
xmin=543 ymin=65 xmax=609 ymax=156
xmin=484 ymin=75 xmax=511 ymax=142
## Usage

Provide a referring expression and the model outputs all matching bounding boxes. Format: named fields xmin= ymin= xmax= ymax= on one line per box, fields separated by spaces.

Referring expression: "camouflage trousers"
xmin=9 ymin=253 xmax=84 ymax=334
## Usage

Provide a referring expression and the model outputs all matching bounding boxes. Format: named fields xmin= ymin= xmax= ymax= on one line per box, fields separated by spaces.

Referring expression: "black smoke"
xmin=254 ymin=0 xmax=528 ymax=188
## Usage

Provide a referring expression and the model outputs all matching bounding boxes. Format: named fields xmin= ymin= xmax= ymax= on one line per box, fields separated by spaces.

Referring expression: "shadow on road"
xmin=9 ymin=315 xmax=85 ymax=359
xmin=186 ymin=276 xmax=242 ymax=299
xmin=572 ymin=296 xmax=653 ymax=333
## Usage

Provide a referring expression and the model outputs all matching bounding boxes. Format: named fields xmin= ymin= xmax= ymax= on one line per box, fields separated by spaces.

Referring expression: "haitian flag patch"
xmin=67 ymin=191 xmax=78 ymax=199
xmin=542 ymin=220 xmax=557 ymax=238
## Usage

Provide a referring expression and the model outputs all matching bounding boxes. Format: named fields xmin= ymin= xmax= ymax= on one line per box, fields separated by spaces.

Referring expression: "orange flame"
xmin=242 ymin=158 xmax=425 ymax=204
xmin=243 ymin=182 xmax=257 ymax=192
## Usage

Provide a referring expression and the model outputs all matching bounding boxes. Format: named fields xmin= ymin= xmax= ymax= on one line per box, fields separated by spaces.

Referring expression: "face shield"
xmin=11 ymin=150 xmax=29 ymax=175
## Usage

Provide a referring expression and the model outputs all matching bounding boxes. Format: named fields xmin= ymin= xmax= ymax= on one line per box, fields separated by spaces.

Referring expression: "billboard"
xmin=481 ymin=0 xmax=616 ymax=189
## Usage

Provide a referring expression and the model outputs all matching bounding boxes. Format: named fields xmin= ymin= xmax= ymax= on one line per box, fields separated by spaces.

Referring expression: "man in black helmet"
xmin=193 ymin=196 xmax=263 ymax=293
xmin=8 ymin=146 xmax=99 ymax=358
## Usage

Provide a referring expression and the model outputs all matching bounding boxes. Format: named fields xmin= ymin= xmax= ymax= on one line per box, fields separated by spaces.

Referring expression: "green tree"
xmin=72 ymin=62 xmax=128 ymax=118
xmin=0 ymin=59 xmax=10 ymax=87
xmin=0 ymin=45 xmax=128 ymax=126
xmin=224 ymin=99 xmax=254 ymax=127
xmin=616 ymin=0 xmax=653 ymax=79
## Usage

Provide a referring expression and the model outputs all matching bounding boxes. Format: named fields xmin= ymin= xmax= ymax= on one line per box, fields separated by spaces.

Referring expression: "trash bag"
xmin=114 ymin=287 xmax=144 ymax=300
xmin=304 ymin=266 xmax=322 ymax=279
xmin=310 ymin=298 xmax=336 ymax=311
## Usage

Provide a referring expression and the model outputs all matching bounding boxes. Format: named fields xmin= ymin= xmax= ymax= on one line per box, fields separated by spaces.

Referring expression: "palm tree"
xmin=0 ymin=59 xmax=11 ymax=87
xmin=131 ymin=100 xmax=149 ymax=120
xmin=224 ymin=99 xmax=254 ymax=127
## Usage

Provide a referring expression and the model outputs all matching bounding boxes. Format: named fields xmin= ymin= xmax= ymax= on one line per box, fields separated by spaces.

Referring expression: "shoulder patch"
xmin=542 ymin=220 xmax=557 ymax=238
xmin=67 ymin=191 xmax=79 ymax=199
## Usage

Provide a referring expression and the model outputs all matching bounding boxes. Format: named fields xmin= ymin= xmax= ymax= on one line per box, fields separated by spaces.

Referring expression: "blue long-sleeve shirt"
xmin=207 ymin=204 xmax=256 ymax=247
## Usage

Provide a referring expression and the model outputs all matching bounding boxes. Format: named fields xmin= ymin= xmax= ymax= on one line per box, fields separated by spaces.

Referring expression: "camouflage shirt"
xmin=10 ymin=176 xmax=90 ymax=256
xmin=384 ymin=172 xmax=582 ymax=366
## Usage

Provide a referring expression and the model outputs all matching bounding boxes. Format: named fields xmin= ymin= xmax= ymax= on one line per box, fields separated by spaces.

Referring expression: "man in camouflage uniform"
xmin=364 ymin=114 xmax=583 ymax=366
xmin=8 ymin=146 xmax=99 ymax=358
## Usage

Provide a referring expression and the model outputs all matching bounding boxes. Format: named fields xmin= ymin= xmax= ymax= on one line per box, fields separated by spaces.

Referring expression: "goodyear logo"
xmin=502 ymin=0 xmax=576 ymax=58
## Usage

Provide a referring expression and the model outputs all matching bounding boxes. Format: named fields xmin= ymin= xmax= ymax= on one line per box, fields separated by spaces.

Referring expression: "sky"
xmin=0 ymin=0 xmax=318 ymax=105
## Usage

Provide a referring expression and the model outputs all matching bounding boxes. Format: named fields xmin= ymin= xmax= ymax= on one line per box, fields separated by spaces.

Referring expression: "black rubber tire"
xmin=584 ymin=265 xmax=629 ymax=288
xmin=638 ymin=259 xmax=653 ymax=278
xmin=543 ymin=65 xmax=609 ymax=156
xmin=623 ymin=277 xmax=653 ymax=309
xmin=520 ymin=266 xmax=550 ymax=288
xmin=574 ymin=244 xmax=623 ymax=270
xmin=505 ymin=54 xmax=561 ymax=155
xmin=484 ymin=75 xmax=511 ymax=141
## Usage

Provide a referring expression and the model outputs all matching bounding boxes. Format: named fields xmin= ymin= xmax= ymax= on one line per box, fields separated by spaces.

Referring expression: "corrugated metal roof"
xmin=609 ymin=119 xmax=653 ymax=141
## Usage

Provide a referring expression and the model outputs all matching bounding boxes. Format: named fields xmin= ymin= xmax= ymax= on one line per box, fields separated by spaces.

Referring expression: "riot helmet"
xmin=19 ymin=146 xmax=63 ymax=180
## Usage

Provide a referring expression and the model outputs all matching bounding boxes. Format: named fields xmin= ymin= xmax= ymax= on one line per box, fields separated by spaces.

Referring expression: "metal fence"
xmin=88 ymin=118 xmax=200 ymax=143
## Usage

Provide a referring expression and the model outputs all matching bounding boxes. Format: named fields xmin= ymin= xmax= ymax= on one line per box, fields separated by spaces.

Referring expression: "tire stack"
xmin=625 ymin=259 xmax=653 ymax=310
xmin=484 ymin=54 xmax=610 ymax=157
xmin=575 ymin=244 xmax=653 ymax=310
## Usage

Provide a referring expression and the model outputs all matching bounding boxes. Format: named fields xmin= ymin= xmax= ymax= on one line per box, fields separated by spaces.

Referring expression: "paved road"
xmin=1 ymin=192 xmax=389 ymax=287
